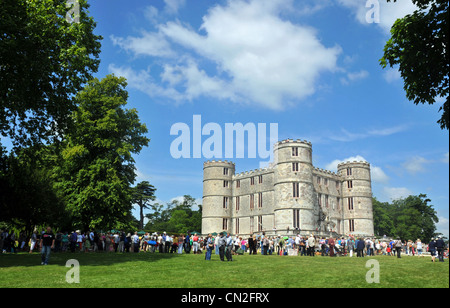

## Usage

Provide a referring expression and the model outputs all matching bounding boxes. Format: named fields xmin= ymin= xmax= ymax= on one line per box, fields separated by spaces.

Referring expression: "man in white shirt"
xmin=132 ymin=232 xmax=140 ymax=253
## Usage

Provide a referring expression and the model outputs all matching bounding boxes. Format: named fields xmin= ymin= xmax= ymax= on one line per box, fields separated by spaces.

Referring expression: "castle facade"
xmin=202 ymin=139 xmax=374 ymax=237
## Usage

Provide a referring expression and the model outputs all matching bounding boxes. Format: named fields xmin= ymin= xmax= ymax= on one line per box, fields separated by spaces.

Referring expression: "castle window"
xmin=236 ymin=196 xmax=240 ymax=212
xmin=258 ymin=175 xmax=263 ymax=184
xmin=250 ymin=177 xmax=255 ymax=185
xmin=324 ymin=178 xmax=328 ymax=186
xmin=336 ymin=181 xmax=340 ymax=190
xmin=293 ymin=183 xmax=300 ymax=198
xmin=347 ymin=180 xmax=353 ymax=189
xmin=223 ymin=218 xmax=228 ymax=231
xmin=258 ymin=192 xmax=263 ymax=208
xmin=318 ymin=193 xmax=322 ymax=206
xmin=236 ymin=180 xmax=240 ymax=188
xmin=349 ymin=219 xmax=355 ymax=232
xmin=258 ymin=216 xmax=263 ymax=232
xmin=223 ymin=180 xmax=229 ymax=188
xmin=325 ymin=195 xmax=329 ymax=208
xmin=347 ymin=168 xmax=352 ymax=176
xmin=293 ymin=209 xmax=300 ymax=229
xmin=292 ymin=162 xmax=299 ymax=172
xmin=317 ymin=177 xmax=321 ymax=185
xmin=250 ymin=194 xmax=255 ymax=210
xmin=292 ymin=147 xmax=299 ymax=156
xmin=235 ymin=218 xmax=240 ymax=234
xmin=224 ymin=168 xmax=229 ymax=175
xmin=348 ymin=197 xmax=354 ymax=210
xmin=223 ymin=197 xmax=229 ymax=209
xmin=337 ymin=197 xmax=341 ymax=211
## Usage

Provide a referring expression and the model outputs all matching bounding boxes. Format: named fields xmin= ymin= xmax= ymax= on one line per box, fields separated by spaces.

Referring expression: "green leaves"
xmin=372 ymin=194 xmax=439 ymax=242
xmin=0 ymin=0 xmax=102 ymax=148
xmin=56 ymin=75 xmax=149 ymax=231
xmin=381 ymin=0 xmax=449 ymax=130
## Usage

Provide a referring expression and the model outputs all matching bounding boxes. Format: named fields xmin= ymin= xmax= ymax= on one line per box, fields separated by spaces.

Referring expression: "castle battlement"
xmin=233 ymin=167 xmax=274 ymax=178
xmin=313 ymin=167 xmax=340 ymax=178
xmin=275 ymin=138 xmax=312 ymax=147
xmin=337 ymin=161 xmax=370 ymax=168
xmin=203 ymin=160 xmax=236 ymax=166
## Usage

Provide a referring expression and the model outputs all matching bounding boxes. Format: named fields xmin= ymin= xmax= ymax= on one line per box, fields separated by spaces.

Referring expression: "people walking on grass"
xmin=429 ymin=238 xmax=437 ymax=263
xmin=436 ymin=236 xmax=445 ymax=262
xmin=40 ymin=227 xmax=55 ymax=265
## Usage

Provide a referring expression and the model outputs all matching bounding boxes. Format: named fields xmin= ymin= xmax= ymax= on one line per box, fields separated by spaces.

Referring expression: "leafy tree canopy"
xmin=381 ymin=0 xmax=449 ymax=130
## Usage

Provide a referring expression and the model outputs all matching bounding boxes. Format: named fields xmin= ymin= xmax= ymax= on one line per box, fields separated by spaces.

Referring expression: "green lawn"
xmin=0 ymin=252 xmax=448 ymax=288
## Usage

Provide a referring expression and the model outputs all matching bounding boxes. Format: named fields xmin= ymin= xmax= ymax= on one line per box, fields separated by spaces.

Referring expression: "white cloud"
xmin=383 ymin=67 xmax=401 ymax=83
xmin=442 ymin=152 xmax=449 ymax=164
xmin=371 ymin=165 xmax=390 ymax=184
xmin=110 ymin=32 xmax=175 ymax=58
xmin=436 ymin=216 xmax=449 ymax=238
xmin=326 ymin=155 xmax=367 ymax=171
xmin=325 ymin=155 xmax=389 ymax=184
xmin=108 ymin=64 xmax=185 ymax=102
xmin=402 ymin=156 xmax=431 ymax=174
xmin=337 ymin=0 xmax=418 ymax=33
xmin=340 ymin=70 xmax=369 ymax=85
xmin=111 ymin=0 xmax=342 ymax=110
xmin=328 ymin=124 xmax=408 ymax=142
xmin=383 ymin=187 xmax=413 ymax=201
xmin=163 ymin=0 xmax=186 ymax=15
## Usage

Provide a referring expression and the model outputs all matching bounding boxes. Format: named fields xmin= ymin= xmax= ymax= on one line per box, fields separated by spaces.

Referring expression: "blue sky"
xmin=5 ymin=0 xmax=448 ymax=235
xmin=83 ymin=0 xmax=449 ymax=235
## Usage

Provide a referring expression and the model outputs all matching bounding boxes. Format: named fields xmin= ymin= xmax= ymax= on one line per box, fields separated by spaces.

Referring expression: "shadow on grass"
xmin=0 ymin=251 xmax=190 ymax=268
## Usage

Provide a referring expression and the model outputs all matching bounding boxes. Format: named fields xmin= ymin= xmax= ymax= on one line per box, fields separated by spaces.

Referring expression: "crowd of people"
xmin=1 ymin=228 xmax=448 ymax=265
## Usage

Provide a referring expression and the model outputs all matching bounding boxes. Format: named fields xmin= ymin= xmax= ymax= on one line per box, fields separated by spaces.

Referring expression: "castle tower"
xmin=273 ymin=139 xmax=316 ymax=235
xmin=202 ymin=160 xmax=235 ymax=235
xmin=337 ymin=161 xmax=374 ymax=237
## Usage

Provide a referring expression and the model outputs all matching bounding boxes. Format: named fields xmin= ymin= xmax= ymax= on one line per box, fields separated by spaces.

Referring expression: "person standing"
xmin=69 ymin=231 xmax=77 ymax=253
xmin=262 ymin=235 xmax=270 ymax=255
xmin=347 ymin=237 xmax=355 ymax=257
xmin=29 ymin=230 xmax=38 ymax=254
xmin=40 ymin=227 xmax=55 ymax=265
xmin=394 ymin=237 xmax=402 ymax=258
xmin=218 ymin=232 xmax=227 ymax=261
xmin=205 ymin=234 xmax=213 ymax=261
xmin=356 ymin=238 xmax=365 ymax=257
xmin=225 ymin=233 xmax=234 ymax=261
xmin=307 ymin=234 xmax=315 ymax=257
xmin=428 ymin=238 xmax=437 ymax=263
xmin=436 ymin=236 xmax=446 ymax=262
xmin=328 ymin=237 xmax=336 ymax=257
xmin=132 ymin=232 xmax=140 ymax=253
xmin=416 ymin=239 xmax=423 ymax=257
xmin=192 ymin=233 xmax=199 ymax=254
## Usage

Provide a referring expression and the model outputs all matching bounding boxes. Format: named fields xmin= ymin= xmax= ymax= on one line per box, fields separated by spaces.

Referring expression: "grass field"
xmin=0 ymin=251 xmax=448 ymax=288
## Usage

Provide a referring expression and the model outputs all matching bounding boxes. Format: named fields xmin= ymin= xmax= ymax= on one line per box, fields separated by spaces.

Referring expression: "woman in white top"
xmin=416 ymin=239 xmax=423 ymax=256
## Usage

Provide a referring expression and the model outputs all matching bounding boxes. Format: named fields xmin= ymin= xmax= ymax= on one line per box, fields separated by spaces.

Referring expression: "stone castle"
xmin=202 ymin=139 xmax=374 ymax=238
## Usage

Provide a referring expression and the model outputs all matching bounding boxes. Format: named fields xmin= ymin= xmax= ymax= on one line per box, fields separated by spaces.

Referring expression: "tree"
xmin=372 ymin=197 xmax=395 ymax=237
xmin=380 ymin=0 xmax=449 ymax=130
xmin=0 ymin=146 xmax=69 ymax=237
xmin=132 ymin=181 xmax=157 ymax=230
xmin=144 ymin=195 xmax=202 ymax=233
xmin=372 ymin=194 xmax=439 ymax=242
xmin=0 ymin=0 xmax=102 ymax=148
xmin=55 ymin=75 xmax=149 ymax=231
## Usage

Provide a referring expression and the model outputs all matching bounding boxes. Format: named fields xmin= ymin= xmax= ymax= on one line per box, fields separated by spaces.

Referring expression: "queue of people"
xmin=1 ymin=228 xmax=447 ymax=265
